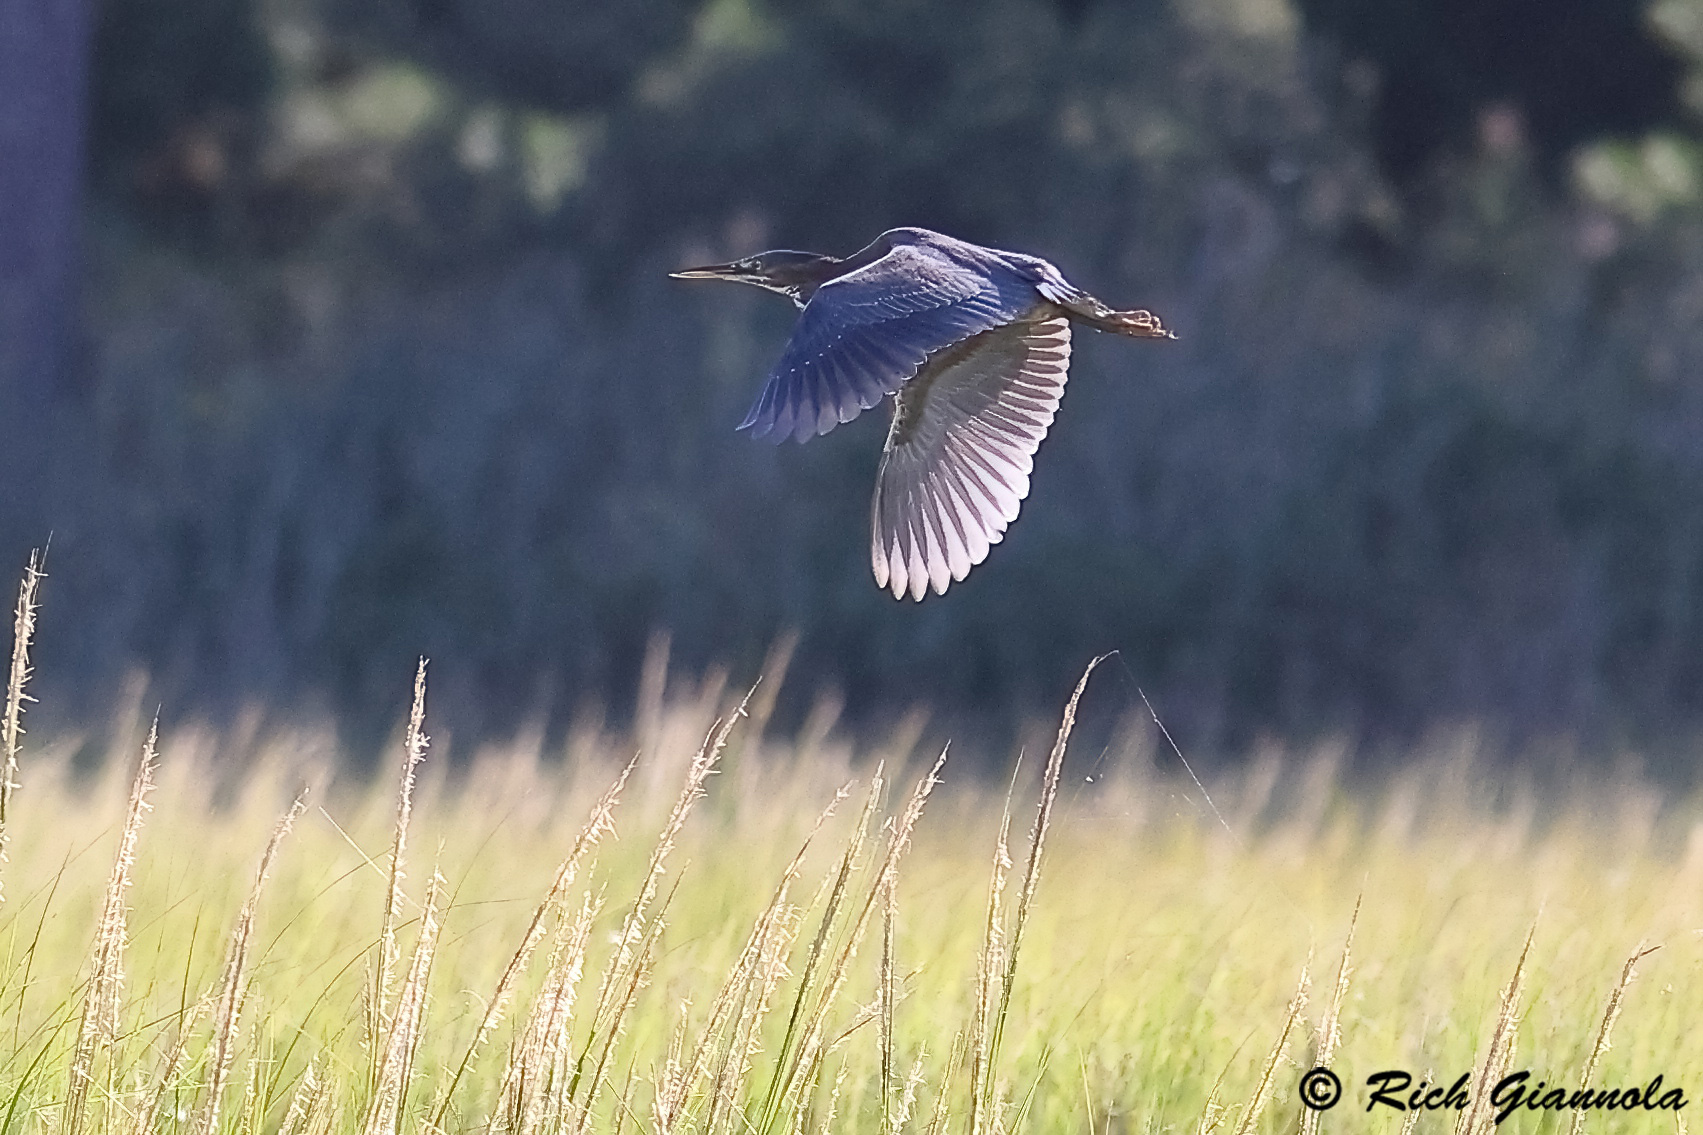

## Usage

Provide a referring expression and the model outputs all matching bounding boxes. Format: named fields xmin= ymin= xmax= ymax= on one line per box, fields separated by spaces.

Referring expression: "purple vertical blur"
xmin=0 ymin=0 xmax=90 ymax=405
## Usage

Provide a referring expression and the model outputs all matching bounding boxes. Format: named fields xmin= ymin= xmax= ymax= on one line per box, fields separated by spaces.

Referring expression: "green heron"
xmin=672 ymin=227 xmax=1173 ymax=601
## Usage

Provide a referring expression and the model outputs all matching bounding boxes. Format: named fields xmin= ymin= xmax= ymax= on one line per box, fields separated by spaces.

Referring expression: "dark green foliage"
xmin=1293 ymin=0 xmax=1688 ymax=179
xmin=33 ymin=0 xmax=1703 ymax=757
xmin=90 ymin=0 xmax=274 ymax=195
xmin=318 ymin=0 xmax=707 ymax=112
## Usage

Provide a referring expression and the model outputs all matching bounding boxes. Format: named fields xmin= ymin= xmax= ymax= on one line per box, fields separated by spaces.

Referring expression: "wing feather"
xmin=871 ymin=316 xmax=1072 ymax=600
xmin=742 ymin=240 xmax=1040 ymax=443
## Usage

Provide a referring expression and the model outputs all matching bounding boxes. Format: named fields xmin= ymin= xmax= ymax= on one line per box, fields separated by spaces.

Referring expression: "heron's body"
xmin=672 ymin=227 xmax=1171 ymax=600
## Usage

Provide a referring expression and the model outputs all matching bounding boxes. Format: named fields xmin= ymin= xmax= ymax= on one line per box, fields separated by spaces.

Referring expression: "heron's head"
xmin=670 ymin=249 xmax=842 ymax=305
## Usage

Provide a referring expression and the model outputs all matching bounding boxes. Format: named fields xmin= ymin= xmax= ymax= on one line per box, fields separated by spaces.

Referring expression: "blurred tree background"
xmin=11 ymin=0 xmax=1703 ymax=760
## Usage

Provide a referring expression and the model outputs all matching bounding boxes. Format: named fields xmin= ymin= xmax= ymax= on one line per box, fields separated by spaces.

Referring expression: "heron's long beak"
xmin=668 ymin=263 xmax=748 ymax=281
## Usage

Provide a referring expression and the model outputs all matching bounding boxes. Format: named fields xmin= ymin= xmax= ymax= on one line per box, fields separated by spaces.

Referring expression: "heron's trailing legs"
xmin=1055 ymin=293 xmax=1176 ymax=339
xmin=1101 ymin=308 xmax=1173 ymax=338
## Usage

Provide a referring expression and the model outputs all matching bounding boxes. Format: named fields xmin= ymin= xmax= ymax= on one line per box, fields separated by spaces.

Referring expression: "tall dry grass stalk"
xmin=767 ymin=752 xmax=946 ymax=1134
xmin=890 ymin=1050 xmax=927 ymax=1135
xmin=815 ymin=1065 xmax=849 ymax=1135
xmin=196 ymin=792 xmax=310 ymax=1135
xmin=495 ymin=889 xmax=601 ymax=1135
xmin=1191 ymin=1066 xmax=1230 ymax=1135
xmin=1566 ymin=942 xmax=1660 ymax=1135
xmin=756 ymin=770 xmax=886 ymax=1135
xmin=879 ymin=866 xmax=898 ymax=1135
xmin=692 ymin=890 xmax=788 ymax=1133
xmin=703 ymin=788 xmax=851 ymax=1135
xmin=369 ymin=659 xmax=430 ymax=1096
xmin=1299 ymin=898 xmax=1358 ymax=1135
xmin=363 ymin=868 xmax=446 ymax=1135
xmin=971 ymin=656 xmax=1102 ymax=1135
xmin=967 ymin=774 xmax=1014 ymax=1135
xmin=237 ymin=1058 xmax=265 ymax=1135
xmin=432 ymin=758 xmax=634 ymax=1130
xmin=1397 ymin=1086 xmax=1424 ymax=1135
xmin=279 ymin=1061 xmax=339 ymax=1135
xmin=279 ymin=1061 xmax=325 ymax=1135
xmin=572 ymin=901 xmax=665 ymax=1135
xmin=567 ymin=693 xmax=752 ymax=1129
xmin=64 ymin=721 xmax=157 ymax=1135
xmin=610 ymin=1063 xmax=640 ymax=1135
xmin=652 ymin=1006 xmax=692 ymax=1135
xmin=1456 ymin=925 xmax=1534 ymax=1135
xmin=1233 ymin=965 xmax=1310 ymax=1135
xmin=0 ymin=548 xmax=44 ymax=906
xmin=921 ymin=1033 xmax=963 ymax=1135
xmin=649 ymin=784 xmax=847 ymax=1135
xmin=130 ymin=1000 xmax=211 ymax=1135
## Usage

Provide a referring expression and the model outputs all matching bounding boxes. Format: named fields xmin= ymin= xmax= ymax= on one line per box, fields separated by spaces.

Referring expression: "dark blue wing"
xmin=741 ymin=241 xmax=1041 ymax=443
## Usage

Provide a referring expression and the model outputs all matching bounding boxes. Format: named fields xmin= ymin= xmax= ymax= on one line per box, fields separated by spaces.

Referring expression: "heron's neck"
xmin=782 ymin=258 xmax=844 ymax=307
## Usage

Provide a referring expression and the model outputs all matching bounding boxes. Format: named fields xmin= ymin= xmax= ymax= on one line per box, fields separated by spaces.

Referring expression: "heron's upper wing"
xmin=741 ymin=242 xmax=1037 ymax=443
xmin=871 ymin=316 xmax=1071 ymax=600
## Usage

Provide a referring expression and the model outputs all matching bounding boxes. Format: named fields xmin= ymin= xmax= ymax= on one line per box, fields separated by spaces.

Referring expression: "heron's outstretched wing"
xmin=871 ymin=316 xmax=1071 ymax=600
xmin=741 ymin=241 xmax=1038 ymax=443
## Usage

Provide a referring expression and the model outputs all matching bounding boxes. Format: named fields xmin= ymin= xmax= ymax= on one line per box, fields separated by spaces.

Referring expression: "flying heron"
xmin=671 ymin=227 xmax=1173 ymax=601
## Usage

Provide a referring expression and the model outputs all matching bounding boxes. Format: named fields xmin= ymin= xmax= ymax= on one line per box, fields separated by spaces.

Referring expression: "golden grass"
xmin=198 ymin=792 xmax=308 ymax=1135
xmin=0 ymin=548 xmax=44 ymax=904
xmin=64 ymin=723 xmax=155 ymax=1135
xmin=1 ymin=564 xmax=1702 ymax=1135
xmin=1566 ymin=942 xmax=1659 ymax=1135
xmin=1457 ymin=927 xmax=1532 ymax=1135
xmin=368 ymin=659 xmax=430 ymax=1109
xmin=1296 ymin=898 xmax=1353 ymax=1135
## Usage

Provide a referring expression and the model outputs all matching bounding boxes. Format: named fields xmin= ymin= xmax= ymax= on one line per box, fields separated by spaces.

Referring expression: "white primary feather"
xmin=871 ymin=316 xmax=1072 ymax=600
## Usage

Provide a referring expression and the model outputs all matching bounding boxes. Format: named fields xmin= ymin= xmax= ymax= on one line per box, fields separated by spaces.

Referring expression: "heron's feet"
xmin=1108 ymin=309 xmax=1175 ymax=339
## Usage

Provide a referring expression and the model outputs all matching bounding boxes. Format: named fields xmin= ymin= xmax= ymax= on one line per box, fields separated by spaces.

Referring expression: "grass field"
xmin=1 ymin=565 xmax=1701 ymax=1135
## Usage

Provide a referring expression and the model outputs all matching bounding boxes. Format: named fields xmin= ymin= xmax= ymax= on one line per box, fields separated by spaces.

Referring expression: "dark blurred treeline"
xmin=9 ymin=0 xmax=1703 ymax=759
